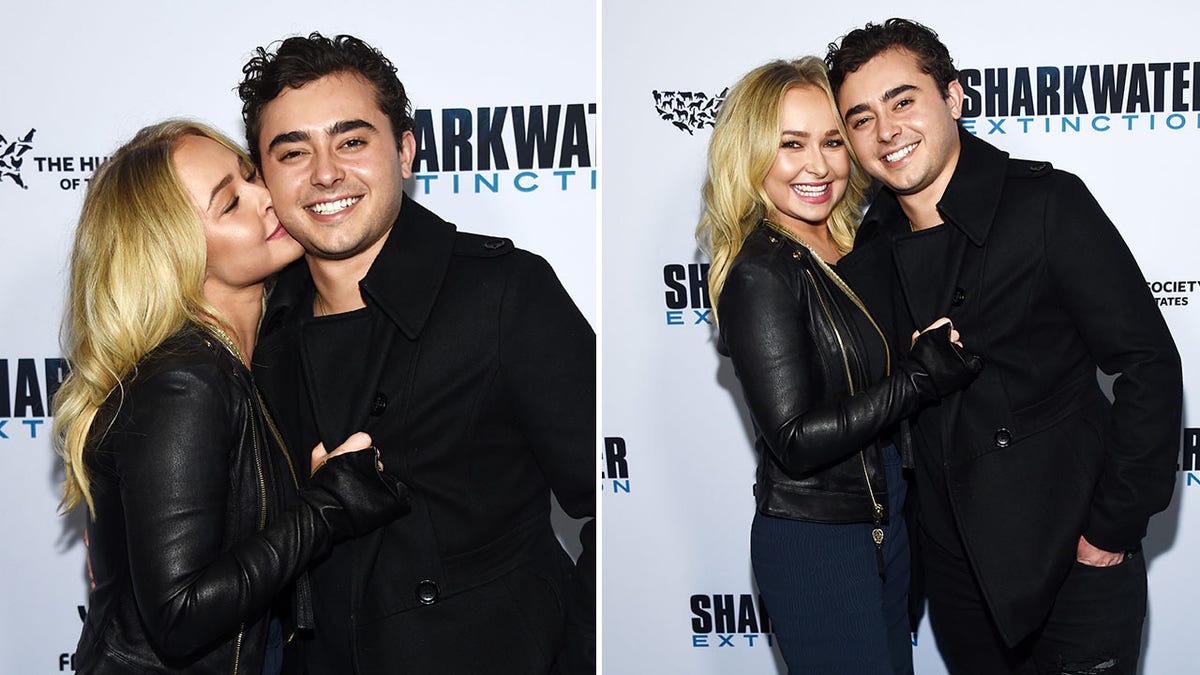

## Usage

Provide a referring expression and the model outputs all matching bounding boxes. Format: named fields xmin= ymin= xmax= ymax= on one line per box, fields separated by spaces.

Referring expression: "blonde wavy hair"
xmin=55 ymin=120 xmax=248 ymax=515
xmin=696 ymin=56 xmax=871 ymax=315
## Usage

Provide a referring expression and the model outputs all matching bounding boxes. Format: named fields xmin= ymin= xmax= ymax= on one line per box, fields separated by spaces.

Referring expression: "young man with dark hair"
xmin=241 ymin=33 xmax=595 ymax=674
xmin=827 ymin=18 xmax=1181 ymax=674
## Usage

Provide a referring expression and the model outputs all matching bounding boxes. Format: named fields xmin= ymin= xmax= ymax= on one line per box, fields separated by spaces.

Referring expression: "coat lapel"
xmin=351 ymin=194 xmax=456 ymax=436
xmin=861 ymin=129 xmax=1013 ymax=467
xmin=937 ymin=128 xmax=1012 ymax=332
xmin=932 ymin=130 xmax=1012 ymax=465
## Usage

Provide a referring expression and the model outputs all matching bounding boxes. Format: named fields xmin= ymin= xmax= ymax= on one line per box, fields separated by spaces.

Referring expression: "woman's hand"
xmin=907 ymin=320 xmax=984 ymax=398
xmin=912 ymin=317 xmax=962 ymax=348
xmin=311 ymin=431 xmax=378 ymax=476
xmin=303 ymin=433 xmax=409 ymax=542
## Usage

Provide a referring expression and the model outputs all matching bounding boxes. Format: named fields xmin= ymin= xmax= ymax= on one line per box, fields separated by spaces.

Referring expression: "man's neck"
xmin=308 ymin=230 xmax=390 ymax=316
xmin=898 ymin=189 xmax=945 ymax=231
xmin=898 ymin=132 xmax=963 ymax=231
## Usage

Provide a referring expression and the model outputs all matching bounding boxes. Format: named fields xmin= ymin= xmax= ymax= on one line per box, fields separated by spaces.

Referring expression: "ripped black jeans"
xmin=922 ymin=529 xmax=1146 ymax=675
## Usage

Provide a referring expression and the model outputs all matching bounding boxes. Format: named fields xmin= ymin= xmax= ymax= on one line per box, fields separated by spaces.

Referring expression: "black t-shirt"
xmin=299 ymin=306 xmax=374 ymax=672
xmin=893 ymin=225 xmax=966 ymax=555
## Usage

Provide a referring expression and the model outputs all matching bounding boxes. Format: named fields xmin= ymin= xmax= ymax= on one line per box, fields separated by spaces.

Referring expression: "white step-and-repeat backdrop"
xmin=0 ymin=2 xmax=595 ymax=672
xmin=602 ymin=1 xmax=1199 ymax=673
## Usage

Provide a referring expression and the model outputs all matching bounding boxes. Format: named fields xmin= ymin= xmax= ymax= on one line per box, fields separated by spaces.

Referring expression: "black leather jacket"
xmin=76 ymin=326 xmax=409 ymax=674
xmin=718 ymin=223 xmax=976 ymax=524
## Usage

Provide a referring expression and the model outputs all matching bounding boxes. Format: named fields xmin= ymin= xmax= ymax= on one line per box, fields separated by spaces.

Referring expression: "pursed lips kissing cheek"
xmin=267 ymin=223 xmax=290 ymax=241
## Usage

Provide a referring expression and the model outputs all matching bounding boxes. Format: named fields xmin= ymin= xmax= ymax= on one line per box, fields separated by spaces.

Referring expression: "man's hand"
xmin=911 ymin=317 xmax=963 ymax=348
xmin=1076 ymin=535 xmax=1125 ymax=567
xmin=311 ymin=431 xmax=376 ymax=475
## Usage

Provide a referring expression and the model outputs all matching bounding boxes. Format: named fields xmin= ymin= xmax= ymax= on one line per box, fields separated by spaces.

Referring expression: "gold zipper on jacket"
xmin=231 ymin=624 xmax=245 ymax=675
xmin=206 ymin=328 xmax=268 ymax=674
xmin=819 ymin=270 xmax=891 ymax=378
xmin=785 ymin=235 xmax=888 ymax=577
xmin=230 ymin=393 xmax=268 ymax=674
xmin=257 ymin=391 xmax=299 ymax=490
xmin=256 ymin=389 xmax=300 ymax=645
xmin=202 ymin=326 xmax=272 ymax=530
xmin=764 ymin=220 xmax=891 ymax=375
xmin=803 ymin=269 xmax=882 ymax=509
xmin=248 ymin=396 xmax=268 ymax=529
xmin=801 ymin=257 xmax=892 ymax=575
xmin=804 ymin=269 xmax=856 ymax=392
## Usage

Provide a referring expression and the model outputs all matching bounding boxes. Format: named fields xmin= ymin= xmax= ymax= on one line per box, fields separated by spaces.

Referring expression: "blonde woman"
xmin=56 ymin=120 xmax=408 ymax=675
xmin=697 ymin=57 xmax=980 ymax=673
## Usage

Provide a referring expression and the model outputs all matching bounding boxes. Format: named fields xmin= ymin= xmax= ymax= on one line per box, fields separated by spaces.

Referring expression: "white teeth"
xmin=308 ymin=196 xmax=360 ymax=215
xmin=885 ymin=143 xmax=916 ymax=163
xmin=792 ymin=184 xmax=829 ymax=196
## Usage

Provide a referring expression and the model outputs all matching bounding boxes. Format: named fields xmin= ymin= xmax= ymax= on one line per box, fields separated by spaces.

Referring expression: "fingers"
xmin=310 ymin=442 xmax=329 ymax=476
xmin=1075 ymin=535 xmax=1126 ymax=567
xmin=332 ymin=431 xmax=373 ymax=456
xmin=919 ymin=317 xmax=963 ymax=347
xmin=311 ymin=432 xmax=376 ymax=475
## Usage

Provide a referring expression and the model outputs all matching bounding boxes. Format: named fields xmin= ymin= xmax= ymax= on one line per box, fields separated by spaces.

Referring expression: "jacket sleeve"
xmin=115 ymin=364 xmax=408 ymax=660
xmin=497 ymin=252 xmax=595 ymax=674
xmin=1043 ymin=172 xmax=1182 ymax=552
xmin=719 ymin=257 xmax=941 ymax=475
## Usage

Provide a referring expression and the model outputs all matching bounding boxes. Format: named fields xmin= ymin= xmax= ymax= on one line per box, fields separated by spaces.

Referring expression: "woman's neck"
xmin=766 ymin=217 xmax=841 ymax=264
xmin=204 ymin=282 xmax=264 ymax=364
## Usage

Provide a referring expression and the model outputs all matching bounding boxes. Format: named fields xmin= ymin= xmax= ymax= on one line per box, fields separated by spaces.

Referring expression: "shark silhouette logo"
xmin=652 ymin=89 xmax=728 ymax=135
xmin=0 ymin=128 xmax=36 ymax=189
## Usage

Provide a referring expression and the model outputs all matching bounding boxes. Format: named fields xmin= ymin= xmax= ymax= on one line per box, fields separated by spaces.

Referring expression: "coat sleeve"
xmin=1043 ymin=172 xmax=1182 ymax=552
xmin=115 ymin=363 xmax=408 ymax=660
xmin=719 ymin=256 xmax=937 ymax=474
xmin=496 ymin=252 xmax=595 ymax=674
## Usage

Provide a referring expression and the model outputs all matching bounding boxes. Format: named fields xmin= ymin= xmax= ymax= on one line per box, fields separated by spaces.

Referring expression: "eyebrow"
xmin=330 ymin=119 xmax=377 ymax=136
xmin=266 ymin=118 xmax=379 ymax=154
xmin=779 ymin=129 xmax=842 ymax=138
xmin=207 ymin=174 xmax=234 ymax=212
xmin=843 ymin=84 xmax=918 ymax=121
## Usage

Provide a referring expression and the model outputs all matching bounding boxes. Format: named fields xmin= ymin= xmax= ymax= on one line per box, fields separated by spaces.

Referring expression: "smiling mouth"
xmin=884 ymin=143 xmax=917 ymax=163
xmin=307 ymin=196 xmax=362 ymax=216
xmin=791 ymin=183 xmax=830 ymax=197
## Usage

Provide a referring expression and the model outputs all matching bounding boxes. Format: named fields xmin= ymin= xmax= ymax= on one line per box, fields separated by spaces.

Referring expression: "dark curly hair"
xmin=238 ymin=32 xmax=415 ymax=166
xmin=825 ymin=18 xmax=958 ymax=97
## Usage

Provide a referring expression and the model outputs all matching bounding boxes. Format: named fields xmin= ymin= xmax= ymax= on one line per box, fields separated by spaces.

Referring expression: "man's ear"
xmin=944 ymin=79 xmax=965 ymax=121
xmin=398 ymin=129 xmax=417 ymax=180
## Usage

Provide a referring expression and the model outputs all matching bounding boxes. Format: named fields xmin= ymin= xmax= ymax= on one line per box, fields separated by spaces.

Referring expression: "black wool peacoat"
xmin=840 ymin=128 xmax=1182 ymax=647
xmin=253 ymin=195 xmax=595 ymax=674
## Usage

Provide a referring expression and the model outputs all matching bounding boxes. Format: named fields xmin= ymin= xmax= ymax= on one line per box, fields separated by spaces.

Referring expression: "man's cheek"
xmin=848 ymin=136 xmax=873 ymax=161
